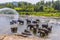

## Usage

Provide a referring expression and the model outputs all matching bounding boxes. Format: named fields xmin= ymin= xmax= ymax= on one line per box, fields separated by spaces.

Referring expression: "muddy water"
xmin=0 ymin=16 xmax=60 ymax=40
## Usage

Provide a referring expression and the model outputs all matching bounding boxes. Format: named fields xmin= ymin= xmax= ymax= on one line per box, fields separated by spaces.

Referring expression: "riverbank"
xmin=19 ymin=12 xmax=60 ymax=17
xmin=20 ymin=15 xmax=60 ymax=19
xmin=0 ymin=34 xmax=49 ymax=40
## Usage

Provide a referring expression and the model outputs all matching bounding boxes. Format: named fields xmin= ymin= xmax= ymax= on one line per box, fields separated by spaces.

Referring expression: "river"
xmin=0 ymin=16 xmax=60 ymax=40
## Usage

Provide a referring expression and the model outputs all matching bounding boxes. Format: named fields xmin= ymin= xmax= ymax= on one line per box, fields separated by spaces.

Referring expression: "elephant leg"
xmin=40 ymin=32 xmax=45 ymax=37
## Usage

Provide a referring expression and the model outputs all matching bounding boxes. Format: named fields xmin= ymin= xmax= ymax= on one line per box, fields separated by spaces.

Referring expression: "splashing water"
xmin=0 ymin=8 xmax=19 ymax=35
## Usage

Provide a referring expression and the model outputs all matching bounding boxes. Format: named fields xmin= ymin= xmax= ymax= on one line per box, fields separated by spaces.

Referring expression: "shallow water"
xmin=0 ymin=16 xmax=60 ymax=40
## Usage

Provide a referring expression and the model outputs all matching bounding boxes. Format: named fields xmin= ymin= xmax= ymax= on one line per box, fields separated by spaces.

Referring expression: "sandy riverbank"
xmin=0 ymin=34 xmax=50 ymax=40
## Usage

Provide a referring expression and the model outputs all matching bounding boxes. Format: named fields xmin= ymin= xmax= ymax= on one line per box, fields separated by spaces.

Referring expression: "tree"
xmin=54 ymin=0 xmax=60 ymax=10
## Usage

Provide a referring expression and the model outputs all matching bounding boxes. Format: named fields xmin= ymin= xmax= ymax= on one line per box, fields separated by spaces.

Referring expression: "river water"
xmin=0 ymin=16 xmax=60 ymax=40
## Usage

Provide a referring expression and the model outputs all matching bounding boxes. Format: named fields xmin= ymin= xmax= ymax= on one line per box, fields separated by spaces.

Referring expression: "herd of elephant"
xmin=10 ymin=19 xmax=52 ymax=37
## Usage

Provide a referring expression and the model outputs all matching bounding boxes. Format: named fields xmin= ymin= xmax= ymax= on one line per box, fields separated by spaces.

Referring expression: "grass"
xmin=18 ymin=12 xmax=60 ymax=17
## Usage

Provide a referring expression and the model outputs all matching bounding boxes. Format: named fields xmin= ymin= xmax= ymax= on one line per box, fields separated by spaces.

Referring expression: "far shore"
xmin=20 ymin=15 xmax=60 ymax=19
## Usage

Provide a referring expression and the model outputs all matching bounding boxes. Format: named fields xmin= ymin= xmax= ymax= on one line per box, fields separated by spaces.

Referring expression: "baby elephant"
xmin=47 ymin=26 xmax=52 ymax=33
xmin=24 ymin=29 xmax=30 ymax=33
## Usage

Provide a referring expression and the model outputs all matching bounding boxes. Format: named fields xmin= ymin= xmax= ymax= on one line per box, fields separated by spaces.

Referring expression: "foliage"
xmin=0 ymin=0 xmax=60 ymax=17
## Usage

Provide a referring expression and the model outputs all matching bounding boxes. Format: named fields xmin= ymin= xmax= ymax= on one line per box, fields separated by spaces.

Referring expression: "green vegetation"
xmin=0 ymin=0 xmax=60 ymax=17
xmin=19 ymin=12 xmax=60 ymax=17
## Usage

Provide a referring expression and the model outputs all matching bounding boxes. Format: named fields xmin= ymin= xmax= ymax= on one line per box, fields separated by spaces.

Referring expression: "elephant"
xmin=38 ymin=28 xmax=49 ymax=37
xmin=47 ymin=26 xmax=52 ymax=33
xmin=26 ymin=19 xmax=31 ymax=24
xmin=32 ymin=21 xmax=37 ymax=24
xmin=10 ymin=20 xmax=17 ymax=25
xmin=27 ymin=24 xmax=39 ymax=31
xmin=27 ymin=24 xmax=34 ymax=30
xmin=10 ymin=21 xmax=14 ymax=25
xmin=24 ymin=29 xmax=30 ymax=33
xmin=38 ymin=28 xmax=46 ymax=37
xmin=36 ymin=19 xmax=40 ymax=23
xmin=17 ymin=20 xmax=24 ymax=25
xmin=11 ymin=27 xmax=17 ymax=33
xmin=32 ymin=27 xmax=37 ymax=35
xmin=42 ymin=24 xmax=48 ymax=28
